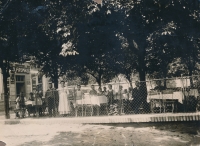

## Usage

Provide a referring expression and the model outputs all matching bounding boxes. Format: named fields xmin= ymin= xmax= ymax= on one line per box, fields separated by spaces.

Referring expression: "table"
xmin=83 ymin=95 xmax=107 ymax=106
xmin=147 ymin=91 xmax=184 ymax=104
xmin=77 ymin=94 xmax=108 ymax=116
xmin=25 ymin=100 xmax=43 ymax=117
xmin=147 ymin=91 xmax=184 ymax=113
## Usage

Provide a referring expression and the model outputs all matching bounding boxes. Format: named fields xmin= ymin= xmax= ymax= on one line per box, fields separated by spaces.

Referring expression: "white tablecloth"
xmin=183 ymin=89 xmax=199 ymax=97
xmin=25 ymin=99 xmax=43 ymax=106
xmin=147 ymin=91 xmax=184 ymax=104
xmin=83 ymin=95 xmax=107 ymax=106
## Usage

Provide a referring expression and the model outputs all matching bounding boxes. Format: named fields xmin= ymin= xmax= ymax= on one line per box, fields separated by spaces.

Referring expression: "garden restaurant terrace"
xmin=1 ymin=75 xmax=200 ymax=123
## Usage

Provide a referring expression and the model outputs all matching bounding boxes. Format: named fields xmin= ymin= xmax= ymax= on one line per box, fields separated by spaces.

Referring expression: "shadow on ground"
xmin=101 ymin=121 xmax=200 ymax=135
xmin=18 ymin=132 xmax=91 ymax=146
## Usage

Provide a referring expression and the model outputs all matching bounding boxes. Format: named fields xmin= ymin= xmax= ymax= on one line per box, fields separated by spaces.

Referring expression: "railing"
xmin=0 ymin=75 xmax=200 ymax=118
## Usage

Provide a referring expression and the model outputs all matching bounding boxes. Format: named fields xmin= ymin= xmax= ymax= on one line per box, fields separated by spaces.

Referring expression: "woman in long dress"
xmin=58 ymin=81 xmax=71 ymax=116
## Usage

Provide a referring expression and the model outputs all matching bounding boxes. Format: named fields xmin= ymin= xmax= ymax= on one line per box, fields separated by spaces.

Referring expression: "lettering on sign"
xmin=15 ymin=65 xmax=30 ymax=74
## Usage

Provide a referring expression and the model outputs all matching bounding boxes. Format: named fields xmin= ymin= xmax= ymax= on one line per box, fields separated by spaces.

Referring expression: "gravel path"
xmin=0 ymin=122 xmax=199 ymax=146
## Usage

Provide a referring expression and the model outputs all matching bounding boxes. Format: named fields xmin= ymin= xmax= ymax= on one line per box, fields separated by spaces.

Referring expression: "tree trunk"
xmin=2 ymin=65 xmax=10 ymax=119
xmin=96 ymin=74 xmax=102 ymax=87
xmin=138 ymin=49 xmax=147 ymax=103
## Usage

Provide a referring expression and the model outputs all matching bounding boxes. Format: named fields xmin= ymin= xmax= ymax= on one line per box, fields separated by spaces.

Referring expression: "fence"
xmin=0 ymin=75 xmax=200 ymax=118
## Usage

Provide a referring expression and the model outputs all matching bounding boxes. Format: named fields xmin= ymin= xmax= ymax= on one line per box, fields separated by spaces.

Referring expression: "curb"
xmin=0 ymin=112 xmax=200 ymax=125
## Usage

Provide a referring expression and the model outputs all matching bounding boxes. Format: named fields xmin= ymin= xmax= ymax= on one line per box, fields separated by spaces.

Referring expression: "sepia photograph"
xmin=0 ymin=0 xmax=200 ymax=145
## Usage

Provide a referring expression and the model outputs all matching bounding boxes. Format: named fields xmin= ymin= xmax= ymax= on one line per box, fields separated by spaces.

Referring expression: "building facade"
xmin=0 ymin=63 xmax=50 ymax=102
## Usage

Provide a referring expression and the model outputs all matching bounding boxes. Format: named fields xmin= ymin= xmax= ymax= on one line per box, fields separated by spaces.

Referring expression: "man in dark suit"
xmin=45 ymin=83 xmax=59 ymax=117
xmin=132 ymin=81 xmax=142 ymax=114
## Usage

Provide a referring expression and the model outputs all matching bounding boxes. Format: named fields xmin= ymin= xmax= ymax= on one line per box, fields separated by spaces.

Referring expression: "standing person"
xmin=74 ymin=84 xmax=84 ymax=104
xmin=74 ymin=84 xmax=84 ymax=116
xmin=89 ymin=85 xmax=97 ymax=95
xmin=116 ymin=85 xmax=123 ymax=100
xmin=132 ymin=81 xmax=142 ymax=114
xmin=45 ymin=83 xmax=59 ymax=117
xmin=115 ymin=85 xmax=123 ymax=114
xmin=107 ymin=84 xmax=119 ymax=115
xmin=16 ymin=92 xmax=26 ymax=118
xmin=35 ymin=85 xmax=43 ymax=117
xmin=128 ymin=87 xmax=133 ymax=100
xmin=123 ymin=89 xmax=131 ymax=114
xmin=58 ymin=81 xmax=71 ymax=116
xmin=97 ymin=87 xmax=103 ymax=96
xmin=102 ymin=87 xmax=108 ymax=96
xmin=107 ymin=84 xmax=114 ymax=106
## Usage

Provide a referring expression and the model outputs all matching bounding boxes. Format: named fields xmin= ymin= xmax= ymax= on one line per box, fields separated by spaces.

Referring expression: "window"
xmin=16 ymin=75 xmax=25 ymax=82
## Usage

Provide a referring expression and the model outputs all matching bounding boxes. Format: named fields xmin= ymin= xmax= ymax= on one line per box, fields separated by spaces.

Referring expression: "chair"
xmin=162 ymin=93 xmax=178 ymax=113
xmin=149 ymin=92 xmax=163 ymax=113
xmin=150 ymin=99 xmax=163 ymax=113
xmin=163 ymin=99 xmax=178 ymax=113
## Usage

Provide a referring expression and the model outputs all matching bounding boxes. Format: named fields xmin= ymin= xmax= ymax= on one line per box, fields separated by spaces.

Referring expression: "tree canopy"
xmin=0 ymin=0 xmax=200 ymax=118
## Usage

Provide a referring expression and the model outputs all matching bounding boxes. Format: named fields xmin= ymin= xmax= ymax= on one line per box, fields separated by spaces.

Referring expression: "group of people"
xmin=15 ymin=86 xmax=44 ymax=118
xmin=15 ymin=80 xmax=146 ymax=118
xmin=87 ymin=81 xmax=146 ymax=115
xmin=14 ymin=81 xmax=85 ymax=118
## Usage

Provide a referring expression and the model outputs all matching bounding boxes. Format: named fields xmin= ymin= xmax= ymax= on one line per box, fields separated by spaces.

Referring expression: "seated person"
xmin=89 ymin=85 xmax=97 ymax=95
xmin=28 ymin=92 xmax=34 ymax=101
xmin=27 ymin=92 xmax=36 ymax=117
xmin=16 ymin=92 xmax=27 ymax=118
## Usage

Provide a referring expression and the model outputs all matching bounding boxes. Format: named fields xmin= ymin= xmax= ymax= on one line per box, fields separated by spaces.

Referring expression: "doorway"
xmin=16 ymin=83 xmax=25 ymax=96
xmin=16 ymin=75 xmax=25 ymax=97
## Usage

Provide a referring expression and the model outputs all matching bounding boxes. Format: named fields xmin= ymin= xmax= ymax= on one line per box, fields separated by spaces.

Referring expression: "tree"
xmin=25 ymin=0 xmax=94 ymax=88
xmin=146 ymin=0 xmax=200 ymax=87
xmin=0 ymin=0 xmax=45 ymax=118
xmin=113 ymin=35 xmax=138 ymax=88
xmin=76 ymin=4 xmax=122 ymax=86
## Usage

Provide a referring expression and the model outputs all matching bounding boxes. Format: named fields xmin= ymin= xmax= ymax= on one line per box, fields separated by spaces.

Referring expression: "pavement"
xmin=1 ymin=111 xmax=200 ymax=125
